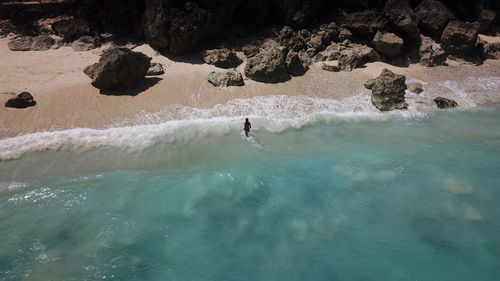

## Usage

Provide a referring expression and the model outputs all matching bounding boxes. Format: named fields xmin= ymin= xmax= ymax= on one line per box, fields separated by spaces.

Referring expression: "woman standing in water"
xmin=243 ymin=118 xmax=251 ymax=137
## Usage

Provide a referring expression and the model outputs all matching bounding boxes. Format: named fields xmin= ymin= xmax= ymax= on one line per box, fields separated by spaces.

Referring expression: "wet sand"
xmin=1 ymin=36 xmax=500 ymax=139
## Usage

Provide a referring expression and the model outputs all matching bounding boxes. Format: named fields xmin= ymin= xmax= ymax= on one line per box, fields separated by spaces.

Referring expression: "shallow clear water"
xmin=1 ymin=109 xmax=500 ymax=280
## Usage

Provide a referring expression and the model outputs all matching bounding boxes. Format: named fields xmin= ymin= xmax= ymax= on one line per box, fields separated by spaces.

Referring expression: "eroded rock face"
xmin=434 ymin=97 xmax=458 ymax=108
xmin=203 ymin=48 xmax=242 ymax=68
xmin=7 ymin=35 xmax=55 ymax=51
xmin=52 ymin=19 xmax=91 ymax=41
xmin=84 ymin=48 xmax=152 ymax=90
xmin=364 ymin=69 xmax=407 ymax=111
xmin=207 ymin=69 xmax=244 ymax=87
xmin=415 ymin=0 xmax=455 ymax=38
xmin=244 ymin=40 xmax=289 ymax=83
xmin=440 ymin=20 xmax=479 ymax=56
xmin=5 ymin=92 xmax=36 ymax=108
xmin=419 ymin=35 xmax=447 ymax=66
xmin=372 ymin=31 xmax=403 ymax=57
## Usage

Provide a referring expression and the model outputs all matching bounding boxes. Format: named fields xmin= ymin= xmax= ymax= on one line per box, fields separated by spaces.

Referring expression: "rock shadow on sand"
xmin=99 ymin=77 xmax=162 ymax=96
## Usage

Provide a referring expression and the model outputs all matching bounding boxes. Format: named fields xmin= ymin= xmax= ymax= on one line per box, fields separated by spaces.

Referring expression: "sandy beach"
xmin=2 ymin=35 xmax=500 ymax=139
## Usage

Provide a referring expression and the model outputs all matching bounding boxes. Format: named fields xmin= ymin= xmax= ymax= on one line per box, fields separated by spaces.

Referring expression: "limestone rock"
xmin=147 ymin=63 xmax=165 ymax=76
xmin=440 ymin=20 xmax=479 ymax=56
xmin=84 ymin=48 xmax=152 ymax=90
xmin=315 ymin=41 xmax=379 ymax=71
xmin=52 ymin=18 xmax=91 ymax=41
xmin=407 ymin=82 xmax=423 ymax=94
xmin=419 ymin=35 xmax=447 ymax=66
xmin=71 ymin=36 xmax=101 ymax=51
xmin=207 ymin=69 xmax=244 ymax=87
xmin=286 ymin=51 xmax=308 ymax=76
xmin=244 ymin=40 xmax=289 ymax=83
xmin=415 ymin=0 xmax=455 ymax=38
xmin=243 ymin=44 xmax=260 ymax=58
xmin=372 ymin=31 xmax=404 ymax=57
xmin=321 ymin=61 xmax=340 ymax=72
xmin=434 ymin=97 xmax=458 ymax=108
xmin=203 ymin=48 xmax=242 ymax=68
xmin=364 ymin=69 xmax=407 ymax=111
xmin=7 ymin=35 xmax=55 ymax=51
xmin=5 ymin=92 xmax=36 ymax=108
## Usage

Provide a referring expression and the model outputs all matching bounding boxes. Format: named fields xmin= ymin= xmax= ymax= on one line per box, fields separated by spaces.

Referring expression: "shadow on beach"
xmin=99 ymin=77 xmax=162 ymax=96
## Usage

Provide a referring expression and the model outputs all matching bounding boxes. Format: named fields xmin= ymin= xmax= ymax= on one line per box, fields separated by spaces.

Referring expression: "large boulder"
xmin=286 ymin=51 xmax=308 ymax=76
xmin=419 ymin=35 xmax=447 ymax=66
xmin=84 ymin=48 xmax=152 ymax=90
xmin=364 ymin=69 xmax=407 ymax=111
xmin=52 ymin=19 xmax=91 ymax=41
xmin=203 ymin=48 xmax=242 ymax=68
xmin=142 ymin=7 xmax=171 ymax=49
xmin=344 ymin=10 xmax=387 ymax=39
xmin=478 ymin=8 xmax=496 ymax=33
xmin=7 ymin=35 xmax=55 ymax=51
xmin=71 ymin=35 xmax=101 ymax=51
xmin=315 ymin=41 xmax=379 ymax=71
xmin=383 ymin=0 xmax=419 ymax=40
xmin=5 ymin=92 xmax=36 ymax=108
xmin=244 ymin=40 xmax=289 ymax=83
xmin=371 ymin=31 xmax=404 ymax=57
xmin=415 ymin=0 xmax=455 ymax=38
xmin=440 ymin=20 xmax=479 ymax=56
xmin=207 ymin=69 xmax=244 ymax=87
xmin=434 ymin=97 xmax=458 ymax=108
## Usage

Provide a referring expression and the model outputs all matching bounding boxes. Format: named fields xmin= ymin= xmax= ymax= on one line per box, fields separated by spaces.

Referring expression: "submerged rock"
xmin=5 ymin=92 xmax=36 ymax=108
xmin=207 ymin=69 xmax=244 ymax=87
xmin=434 ymin=97 xmax=458 ymax=108
xmin=203 ymin=48 xmax=242 ymax=68
xmin=84 ymin=48 xmax=151 ymax=90
xmin=244 ymin=40 xmax=289 ymax=83
xmin=147 ymin=62 xmax=165 ymax=76
xmin=364 ymin=69 xmax=407 ymax=111
xmin=7 ymin=35 xmax=55 ymax=51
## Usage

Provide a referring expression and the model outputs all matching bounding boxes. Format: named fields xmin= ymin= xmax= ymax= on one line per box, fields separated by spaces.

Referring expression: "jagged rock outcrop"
xmin=419 ymin=35 xmax=447 ymax=66
xmin=203 ymin=48 xmax=242 ymax=68
xmin=372 ymin=31 xmax=404 ymax=57
xmin=147 ymin=62 xmax=165 ymax=76
xmin=407 ymin=82 xmax=423 ymax=94
xmin=364 ymin=69 xmax=407 ymax=111
xmin=71 ymin=35 xmax=101 ymax=51
xmin=434 ymin=97 xmax=458 ymax=108
xmin=84 ymin=48 xmax=151 ymax=90
xmin=207 ymin=69 xmax=244 ymax=87
xmin=7 ymin=35 xmax=56 ymax=51
xmin=52 ymin=18 xmax=91 ymax=41
xmin=5 ymin=92 xmax=36 ymax=108
xmin=440 ymin=20 xmax=479 ymax=56
xmin=244 ymin=40 xmax=289 ymax=83
xmin=415 ymin=0 xmax=455 ymax=38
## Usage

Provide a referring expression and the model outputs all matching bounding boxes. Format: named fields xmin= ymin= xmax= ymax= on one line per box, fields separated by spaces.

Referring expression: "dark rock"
xmin=419 ymin=35 xmax=447 ymax=66
xmin=5 ymin=92 xmax=36 ymax=108
xmin=286 ymin=51 xmax=308 ymax=76
xmin=142 ymin=7 xmax=170 ymax=49
xmin=478 ymin=8 xmax=496 ymax=33
xmin=52 ymin=19 xmax=91 ymax=41
xmin=7 ymin=35 xmax=55 ymax=51
xmin=207 ymin=69 xmax=244 ymax=87
xmin=477 ymin=38 xmax=500 ymax=60
xmin=344 ymin=10 xmax=387 ymax=39
xmin=321 ymin=61 xmax=340 ymax=72
xmin=243 ymin=44 xmax=260 ymax=58
xmin=203 ymin=48 xmax=242 ymax=68
xmin=364 ymin=69 xmax=407 ymax=111
xmin=244 ymin=40 xmax=289 ymax=83
xmin=383 ymin=0 xmax=419 ymax=40
xmin=338 ymin=27 xmax=353 ymax=42
xmin=372 ymin=31 xmax=404 ymax=57
xmin=415 ymin=0 xmax=455 ymax=38
xmin=84 ymin=48 xmax=152 ymax=90
xmin=71 ymin=35 xmax=101 ymax=51
xmin=147 ymin=62 xmax=165 ymax=76
xmin=434 ymin=97 xmax=458 ymax=108
xmin=441 ymin=20 xmax=479 ymax=56
xmin=407 ymin=82 xmax=423 ymax=93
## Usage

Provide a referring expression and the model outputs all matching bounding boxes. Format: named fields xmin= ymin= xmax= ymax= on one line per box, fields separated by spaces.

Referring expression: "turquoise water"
xmin=1 ymin=109 xmax=500 ymax=280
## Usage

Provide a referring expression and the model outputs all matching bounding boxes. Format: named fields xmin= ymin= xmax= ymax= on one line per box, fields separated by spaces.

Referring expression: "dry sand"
xmin=1 ymin=35 xmax=500 ymax=139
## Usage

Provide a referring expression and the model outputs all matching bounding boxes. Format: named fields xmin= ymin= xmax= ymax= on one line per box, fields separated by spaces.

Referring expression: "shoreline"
xmin=2 ymin=36 xmax=500 ymax=139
